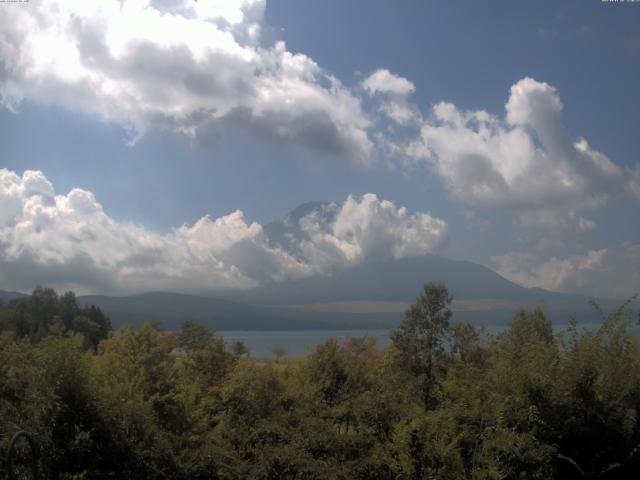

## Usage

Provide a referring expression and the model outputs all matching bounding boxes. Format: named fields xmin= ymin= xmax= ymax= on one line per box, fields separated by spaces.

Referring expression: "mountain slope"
xmin=0 ymin=289 xmax=28 ymax=303
xmin=256 ymin=202 xmax=584 ymax=304
xmin=3 ymin=201 xmax=628 ymax=331
xmin=225 ymin=254 xmax=537 ymax=305
xmin=77 ymin=291 xmax=395 ymax=331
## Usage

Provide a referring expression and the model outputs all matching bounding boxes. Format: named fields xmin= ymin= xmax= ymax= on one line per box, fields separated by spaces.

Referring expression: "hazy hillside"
xmin=216 ymin=202 xmax=620 ymax=326
xmin=0 ymin=289 xmax=28 ymax=303
xmin=72 ymin=290 xmax=620 ymax=333
xmin=0 ymin=202 xmax=626 ymax=331
xmin=224 ymin=254 xmax=548 ymax=305
xmin=76 ymin=291 xmax=396 ymax=331
xmin=255 ymin=202 xmax=591 ymax=303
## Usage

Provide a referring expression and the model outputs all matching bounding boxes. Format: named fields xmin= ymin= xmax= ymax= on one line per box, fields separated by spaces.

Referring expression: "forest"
xmin=1 ymin=284 xmax=639 ymax=479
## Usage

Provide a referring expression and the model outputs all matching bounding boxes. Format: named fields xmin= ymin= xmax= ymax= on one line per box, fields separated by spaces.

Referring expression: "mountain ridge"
xmin=0 ymin=202 xmax=630 ymax=330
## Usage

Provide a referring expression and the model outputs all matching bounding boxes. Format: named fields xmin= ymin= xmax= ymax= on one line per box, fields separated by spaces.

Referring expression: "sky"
xmin=0 ymin=0 xmax=639 ymax=298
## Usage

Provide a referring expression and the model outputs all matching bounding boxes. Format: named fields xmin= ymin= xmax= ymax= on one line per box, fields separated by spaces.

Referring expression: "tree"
xmin=79 ymin=304 xmax=112 ymax=348
xmin=391 ymin=282 xmax=452 ymax=408
xmin=178 ymin=320 xmax=214 ymax=352
xmin=177 ymin=321 xmax=236 ymax=400
xmin=272 ymin=345 xmax=287 ymax=363
xmin=230 ymin=340 xmax=249 ymax=358
xmin=0 ymin=288 xmax=111 ymax=348
xmin=11 ymin=286 xmax=59 ymax=340
xmin=451 ymin=322 xmax=484 ymax=365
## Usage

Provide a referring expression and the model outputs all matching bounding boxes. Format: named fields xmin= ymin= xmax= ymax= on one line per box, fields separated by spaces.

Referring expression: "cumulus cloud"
xmin=393 ymin=76 xmax=640 ymax=236
xmin=293 ymin=194 xmax=447 ymax=271
xmin=0 ymin=0 xmax=372 ymax=160
xmin=0 ymin=169 xmax=447 ymax=294
xmin=405 ymin=78 xmax=627 ymax=222
xmin=577 ymin=217 xmax=597 ymax=233
xmin=361 ymin=69 xmax=415 ymax=97
xmin=492 ymin=245 xmax=640 ymax=298
xmin=630 ymin=165 xmax=640 ymax=200
xmin=1 ymin=2 xmax=635 ymax=238
xmin=361 ymin=69 xmax=419 ymax=125
xmin=0 ymin=169 xmax=293 ymax=293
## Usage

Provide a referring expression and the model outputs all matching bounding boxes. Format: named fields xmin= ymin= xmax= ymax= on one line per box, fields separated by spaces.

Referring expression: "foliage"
xmin=390 ymin=282 xmax=453 ymax=408
xmin=0 ymin=286 xmax=111 ymax=349
xmin=1 ymin=285 xmax=639 ymax=478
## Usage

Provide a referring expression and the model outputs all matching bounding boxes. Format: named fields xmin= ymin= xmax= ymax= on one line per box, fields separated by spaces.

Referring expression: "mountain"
xmin=217 ymin=254 xmax=616 ymax=327
xmin=224 ymin=253 xmax=547 ymax=305
xmin=76 ymin=292 xmax=395 ymax=331
xmin=222 ymin=202 xmax=619 ymax=325
xmin=1 ymin=276 xmax=621 ymax=333
xmin=0 ymin=289 xmax=28 ymax=303
xmin=262 ymin=201 xmax=327 ymax=251
xmin=74 ymin=281 xmax=619 ymax=333
xmin=258 ymin=202 xmax=550 ymax=302
xmin=2 ymin=203 xmax=628 ymax=331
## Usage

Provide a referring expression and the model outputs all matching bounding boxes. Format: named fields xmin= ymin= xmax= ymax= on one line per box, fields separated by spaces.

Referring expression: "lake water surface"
xmin=221 ymin=329 xmax=391 ymax=358
xmin=220 ymin=322 xmax=640 ymax=359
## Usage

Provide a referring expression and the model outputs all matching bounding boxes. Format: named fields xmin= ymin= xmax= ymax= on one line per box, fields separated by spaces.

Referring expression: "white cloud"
xmin=361 ymin=69 xmax=415 ymax=97
xmin=463 ymin=209 xmax=492 ymax=233
xmin=492 ymin=245 xmax=640 ymax=298
xmin=361 ymin=69 xmax=419 ymax=125
xmin=403 ymin=77 xmax=636 ymax=230
xmin=1 ymin=2 xmax=635 ymax=246
xmin=295 ymin=194 xmax=447 ymax=271
xmin=0 ymin=0 xmax=372 ymax=160
xmin=0 ymin=169 xmax=281 ymax=292
xmin=630 ymin=165 xmax=640 ymax=200
xmin=1 ymin=1 xmax=634 ymax=208
xmin=577 ymin=217 xmax=597 ymax=233
xmin=0 ymin=169 xmax=447 ymax=294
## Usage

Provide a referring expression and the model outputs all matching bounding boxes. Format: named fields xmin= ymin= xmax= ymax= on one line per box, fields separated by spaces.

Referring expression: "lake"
xmin=220 ymin=329 xmax=391 ymax=358
xmin=220 ymin=321 xmax=640 ymax=359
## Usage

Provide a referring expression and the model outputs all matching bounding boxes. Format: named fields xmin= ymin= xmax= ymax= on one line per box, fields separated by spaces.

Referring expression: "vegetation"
xmin=1 ymin=284 xmax=639 ymax=479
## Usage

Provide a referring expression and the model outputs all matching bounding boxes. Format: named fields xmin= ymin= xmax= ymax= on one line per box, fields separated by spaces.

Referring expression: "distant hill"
xmin=257 ymin=202 xmax=586 ymax=303
xmin=224 ymin=253 xmax=556 ymax=305
xmin=222 ymin=201 xmax=618 ymax=324
xmin=73 ymin=287 xmax=621 ymax=333
xmin=216 ymin=253 xmax=618 ymax=329
xmin=226 ymin=202 xmax=608 ymax=314
xmin=2 ymin=280 xmax=622 ymax=334
xmin=0 ymin=289 xmax=28 ymax=303
xmin=77 ymin=291 xmax=396 ymax=331
xmin=2 ymin=202 xmax=630 ymax=331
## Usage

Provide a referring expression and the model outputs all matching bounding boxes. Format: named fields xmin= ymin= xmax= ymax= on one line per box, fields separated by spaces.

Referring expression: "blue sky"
xmin=0 ymin=0 xmax=639 ymax=297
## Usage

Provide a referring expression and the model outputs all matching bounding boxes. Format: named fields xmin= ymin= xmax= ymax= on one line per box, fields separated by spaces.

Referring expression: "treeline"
xmin=0 ymin=286 xmax=111 ymax=349
xmin=1 ymin=284 xmax=639 ymax=479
